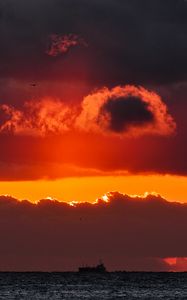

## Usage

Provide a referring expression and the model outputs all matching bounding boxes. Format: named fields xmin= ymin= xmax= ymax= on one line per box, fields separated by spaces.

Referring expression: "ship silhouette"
xmin=78 ymin=262 xmax=107 ymax=273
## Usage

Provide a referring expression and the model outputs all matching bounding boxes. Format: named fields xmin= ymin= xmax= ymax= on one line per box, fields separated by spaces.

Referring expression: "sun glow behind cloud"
xmin=76 ymin=85 xmax=176 ymax=137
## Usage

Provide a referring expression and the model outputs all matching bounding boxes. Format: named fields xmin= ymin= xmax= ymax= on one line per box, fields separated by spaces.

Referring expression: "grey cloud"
xmin=0 ymin=192 xmax=186 ymax=271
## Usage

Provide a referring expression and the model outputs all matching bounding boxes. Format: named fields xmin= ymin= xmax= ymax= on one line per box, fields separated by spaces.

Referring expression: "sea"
xmin=0 ymin=272 xmax=186 ymax=299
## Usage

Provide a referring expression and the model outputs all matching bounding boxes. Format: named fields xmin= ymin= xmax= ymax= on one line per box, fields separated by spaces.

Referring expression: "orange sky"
xmin=1 ymin=174 xmax=187 ymax=203
xmin=0 ymin=0 xmax=187 ymax=272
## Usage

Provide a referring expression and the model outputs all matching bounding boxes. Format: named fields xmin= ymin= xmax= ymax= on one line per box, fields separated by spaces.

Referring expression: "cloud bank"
xmin=0 ymin=86 xmax=175 ymax=137
xmin=0 ymin=192 xmax=186 ymax=271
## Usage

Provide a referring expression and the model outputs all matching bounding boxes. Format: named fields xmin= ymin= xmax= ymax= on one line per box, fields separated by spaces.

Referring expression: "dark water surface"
xmin=0 ymin=272 xmax=186 ymax=299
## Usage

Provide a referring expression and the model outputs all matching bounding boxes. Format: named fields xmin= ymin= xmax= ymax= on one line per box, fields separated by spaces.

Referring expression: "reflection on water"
xmin=0 ymin=272 xmax=186 ymax=299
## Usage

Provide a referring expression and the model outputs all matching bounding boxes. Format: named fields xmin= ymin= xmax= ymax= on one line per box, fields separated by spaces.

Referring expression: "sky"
xmin=0 ymin=0 xmax=187 ymax=271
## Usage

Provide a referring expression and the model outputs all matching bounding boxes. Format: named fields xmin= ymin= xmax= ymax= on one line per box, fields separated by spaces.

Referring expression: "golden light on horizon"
xmin=0 ymin=174 xmax=187 ymax=203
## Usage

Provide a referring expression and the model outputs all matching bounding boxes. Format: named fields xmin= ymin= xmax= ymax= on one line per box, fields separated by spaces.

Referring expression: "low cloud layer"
xmin=0 ymin=86 xmax=176 ymax=137
xmin=0 ymin=192 xmax=186 ymax=271
xmin=76 ymin=86 xmax=176 ymax=137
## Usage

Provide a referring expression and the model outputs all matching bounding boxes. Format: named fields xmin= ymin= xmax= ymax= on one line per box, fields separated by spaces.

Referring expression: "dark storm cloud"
xmin=0 ymin=0 xmax=186 ymax=84
xmin=0 ymin=192 xmax=186 ymax=271
xmin=100 ymin=96 xmax=153 ymax=132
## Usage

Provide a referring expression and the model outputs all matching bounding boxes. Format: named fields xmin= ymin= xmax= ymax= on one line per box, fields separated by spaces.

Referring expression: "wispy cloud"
xmin=46 ymin=34 xmax=87 ymax=57
xmin=0 ymin=98 xmax=75 ymax=136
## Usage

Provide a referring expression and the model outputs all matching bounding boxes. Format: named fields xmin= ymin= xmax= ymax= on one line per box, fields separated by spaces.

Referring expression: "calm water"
xmin=0 ymin=272 xmax=186 ymax=299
